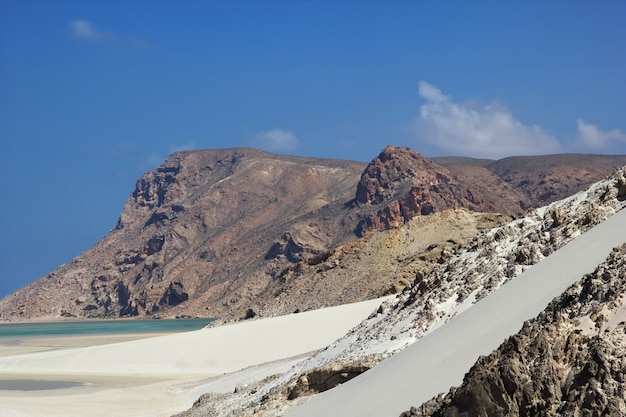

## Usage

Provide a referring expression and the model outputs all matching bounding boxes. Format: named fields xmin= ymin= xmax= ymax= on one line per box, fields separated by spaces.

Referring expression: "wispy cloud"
xmin=69 ymin=19 xmax=110 ymax=40
xmin=413 ymin=81 xmax=561 ymax=158
xmin=169 ymin=143 xmax=195 ymax=153
xmin=68 ymin=19 xmax=147 ymax=48
xmin=252 ymin=129 xmax=300 ymax=152
xmin=576 ymin=119 xmax=626 ymax=150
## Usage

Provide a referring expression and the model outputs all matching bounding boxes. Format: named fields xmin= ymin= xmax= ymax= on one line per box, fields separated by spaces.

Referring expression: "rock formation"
xmin=354 ymin=146 xmax=529 ymax=236
xmin=0 ymin=146 xmax=624 ymax=323
xmin=173 ymin=166 xmax=626 ymax=417
xmin=0 ymin=149 xmax=366 ymax=321
xmin=404 ymin=244 xmax=626 ymax=417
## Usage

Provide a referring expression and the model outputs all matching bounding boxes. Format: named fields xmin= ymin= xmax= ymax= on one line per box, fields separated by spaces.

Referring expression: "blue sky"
xmin=1 ymin=0 xmax=625 ymax=299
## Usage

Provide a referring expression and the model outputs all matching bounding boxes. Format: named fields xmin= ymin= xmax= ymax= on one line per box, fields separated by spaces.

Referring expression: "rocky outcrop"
xmin=355 ymin=146 xmax=528 ymax=236
xmin=402 ymin=244 xmax=626 ymax=417
xmin=159 ymin=282 xmax=189 ymax=307
xmin=265 ymin=232 xmax=326 ymax=263
xmin=355 ymin=146 xmax=449 ymax=205
xmin=287 ymin=363 xmax=371 ymax=400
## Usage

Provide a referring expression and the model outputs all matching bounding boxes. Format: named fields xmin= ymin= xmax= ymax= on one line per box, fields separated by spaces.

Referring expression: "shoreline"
xmin=0 ymin=297 xmax=387 ymax=417
xmin=0 ymin=333 xmax=171 ymax=358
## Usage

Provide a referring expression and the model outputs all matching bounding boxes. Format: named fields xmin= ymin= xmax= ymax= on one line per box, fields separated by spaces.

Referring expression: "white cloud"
xmin=253 ymin=129 xmax=299 ymax=152
xmin=69 ymin=19 xmax=147 ymax=48
xmin=576 ymin=119 xmax=626 ymax=150
xmin=414 ymin=81 xmax=561 ymax=158
xmin=69 ymin=19 xmax=108 ymax=40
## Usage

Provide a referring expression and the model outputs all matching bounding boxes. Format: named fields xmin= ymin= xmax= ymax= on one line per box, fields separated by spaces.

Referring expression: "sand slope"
xmin=285 ymin=207 xmax=626 ymax=417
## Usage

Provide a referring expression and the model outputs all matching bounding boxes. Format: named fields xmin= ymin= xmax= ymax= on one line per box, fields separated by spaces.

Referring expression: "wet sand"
xmin=0 ymin=333 xmax=169 ymax=357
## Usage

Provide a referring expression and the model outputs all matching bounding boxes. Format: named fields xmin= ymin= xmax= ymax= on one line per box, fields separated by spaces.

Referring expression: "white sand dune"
xmin=285 ymin=207 xmax=626 ymax=417
xmin=0 ymin=297 xmax=388 ymax=417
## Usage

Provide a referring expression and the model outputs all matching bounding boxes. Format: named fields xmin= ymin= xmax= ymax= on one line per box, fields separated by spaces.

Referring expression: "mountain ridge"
xmin=1 ymin=146 xmax=625 ymax=323
xmin=172 ymin=163 xmax=626 ymax=417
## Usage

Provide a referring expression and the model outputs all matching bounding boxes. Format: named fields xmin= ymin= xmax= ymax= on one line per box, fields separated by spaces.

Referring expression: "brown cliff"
xmin=0 ymin=149 xmax=366 ymax=321
xmin=354 ymin=146 xmax=529 ymax=236
xmin=0 ymin=146 xmax=624 ymax=323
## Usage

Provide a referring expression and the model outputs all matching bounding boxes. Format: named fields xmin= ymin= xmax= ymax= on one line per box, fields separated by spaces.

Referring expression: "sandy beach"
xmin=0 ymin=297 xmax=387 ymax=417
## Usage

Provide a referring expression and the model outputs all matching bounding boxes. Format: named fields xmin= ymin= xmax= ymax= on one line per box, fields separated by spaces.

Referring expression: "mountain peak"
xmin=355 ymin=145 xmax=443 ymax=205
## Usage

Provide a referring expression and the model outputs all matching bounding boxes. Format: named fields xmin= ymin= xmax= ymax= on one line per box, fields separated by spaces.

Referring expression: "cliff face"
xmin=0 ymin=146 xmax=624 ymax=322
xmin=354 ymin=146 xmax=529 ymax=236
xmin=0 ymin=149 xmax=367 ymax=321
xmin=405 ymin=244 xmax=626 ymax=417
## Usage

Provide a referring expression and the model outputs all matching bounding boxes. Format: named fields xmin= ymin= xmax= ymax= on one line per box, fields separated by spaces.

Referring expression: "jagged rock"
xmin=266 ymin=232 xmax=313 ymax=263
xmin=551 ymin=207 xmax=565 ymax=226
xmin=406 ymin=245 xmax=626 ymax=417
xmin=618 ymin=175 xmax=626 ymax=198
xmin=355 ymin=146 xmax=529 ymax=236
xmin=287 ymin=363 xmax=371 ymax=400
xmin=243 ymin=308 xmax=256 ymax=320
xmin=355 ymin=146 xmax=447 ymax=205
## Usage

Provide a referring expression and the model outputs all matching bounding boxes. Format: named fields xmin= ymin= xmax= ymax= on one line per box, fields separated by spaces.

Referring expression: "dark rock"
xmin=244 ymin=308 xmax=256 ymax=320
xmin=159 ymin=282 xmax=188 ymax=307
xmin=287 ymin=363 xmax=371 ymax=400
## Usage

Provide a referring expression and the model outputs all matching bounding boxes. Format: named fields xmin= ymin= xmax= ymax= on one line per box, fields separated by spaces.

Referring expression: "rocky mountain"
xmin=0 ymin=146 xmax=624 ymax=322
xmin=353 ymin=146 xmax=528 ymax=236
xmin=435 ymin=153 xmax=626 ymax=207
xmin=173 ymin=166 xmax=626 ymax=417
xmin=0 ymin=148 xmax=364 ymax=321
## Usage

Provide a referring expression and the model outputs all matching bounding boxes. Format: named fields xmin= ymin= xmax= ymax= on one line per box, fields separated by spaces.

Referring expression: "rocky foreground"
xmin=403 ymin=244 xmax=626 ymax=417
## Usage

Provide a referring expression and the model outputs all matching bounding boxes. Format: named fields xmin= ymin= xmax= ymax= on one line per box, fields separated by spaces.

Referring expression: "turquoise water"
xmin=0 ymin=318 xmax=216 ymax=339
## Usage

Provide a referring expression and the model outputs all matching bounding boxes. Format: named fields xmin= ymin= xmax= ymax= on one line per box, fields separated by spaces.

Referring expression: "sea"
xmin=0 ymin=318 xmax=216 ymax=339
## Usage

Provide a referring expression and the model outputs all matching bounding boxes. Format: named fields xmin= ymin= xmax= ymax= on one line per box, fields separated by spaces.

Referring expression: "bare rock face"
xmin=1 ymin=146 xmax=623 ymax=323
xmin=355 ymin=146 xmax=528 ymax=236
xmin=404 ymin=244 xmax=626 ymax=417
xmin=355 ymin=146 xmax=448 ymax=205
xmin=0 ymin=149 xmax=367 ymax=321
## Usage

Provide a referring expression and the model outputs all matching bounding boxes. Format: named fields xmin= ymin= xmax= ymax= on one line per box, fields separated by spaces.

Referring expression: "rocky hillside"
xmin=436 ymin=153 xmax=626 ymax=207
xmin=0 ymin=146 xmax=624 ymax=322
xmin=173 ymin=166 xmax=626 ymax=417
xmin=0 ymin=149 xmax=365 ymax=321
xmin=353 ymin=146 xmax=528 ymax=236
xmin=405 ymin=244 xmax=626 ymax=417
